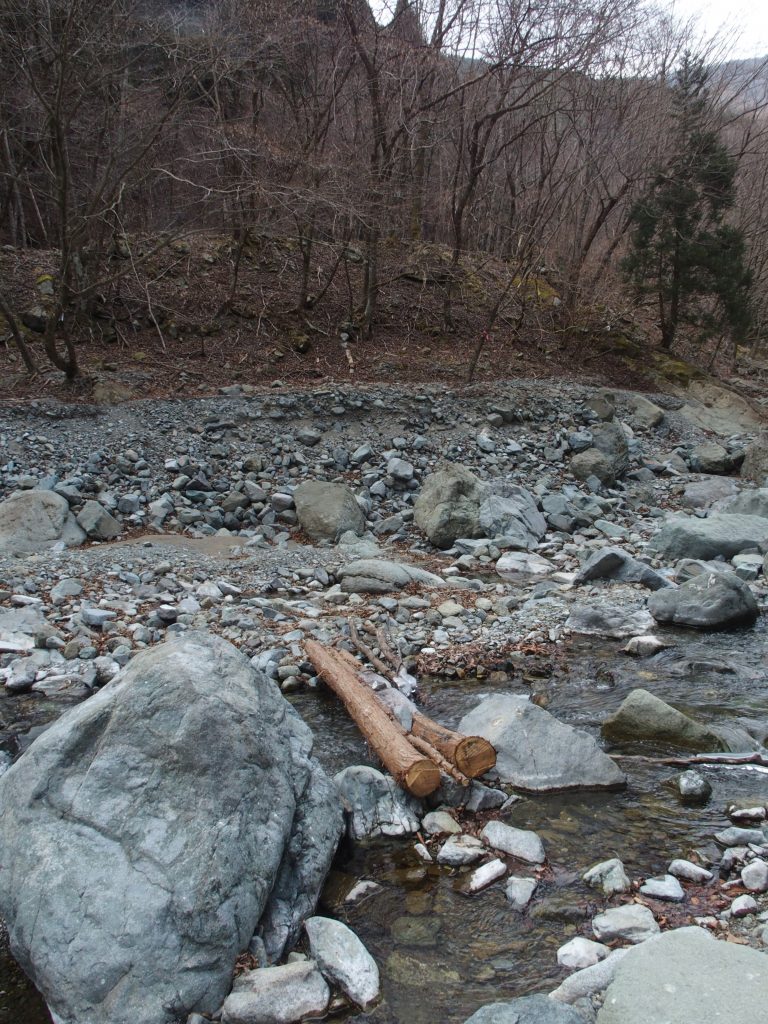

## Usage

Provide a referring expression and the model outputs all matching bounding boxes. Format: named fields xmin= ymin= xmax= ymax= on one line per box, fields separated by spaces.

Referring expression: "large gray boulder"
xmin=601 ymin=688 xmax=724 ymax=752
xmin=414 ymin=464 xmax=486 ymax=548
xmin=0 ymin=633 xmax=342 ymax=1024
xmin=334 ymin=765 xmax=423 ymax=839
xmin=463 ymin=995 xmax=583 ymax=1024
xmin=573 ymin=547 xmax=671 ymax=591
xmin=0 ymin=489 xmax=85 ymax=554
xmin=648 ymin=571 xmax=758 ymax=630
xmin=76 ymin=499 xmax=122 ymax=540
xmin=681 ymin=477 xmax=740 ymax=509
xmin=339 ymin=558 xmax=445 ymax=594
xmin=458 ymin=695 xmax=626 ymax=791
xmin=741 ymin=433 xmax=768 ymax=484
xmin=293 ymin=482 xmax=365 ymax=541
xmin=628 ymin=395 xmax=664 ymax=429
xmin=571 ymin=423 xmax=629 ymax=485
xmin=565 ymin=603 xmax=656 ymax=639
xmin=647 ymin=512 xmax=768 ymax=560
xmin=597 ymin=926 xmax=768 ymax=1024
xmin=688 ymin=441 xmax=735 ymax=474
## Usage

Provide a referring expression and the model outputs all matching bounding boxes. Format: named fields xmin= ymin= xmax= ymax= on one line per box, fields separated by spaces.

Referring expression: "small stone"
xmin=741 ymin=859 xmax=768 ymax=893
xmin=421 ymin=811 xmax=461 ymax=835
xmin=592 ymin=904 xmax=660 ymax=944
xmin=480 ymin=821 xmax=545 ymax=864
xmin=715 ymin=827 xmax=765 ymax=847
xmin=556 ymin=937 xmax=610 ymax=970
xmin=639 ymin=874 xmax=684 ymax=901
xmin=436 ymin=834 xmax=486 ymax=867
xmin=730 ymin=894 xmax=758 ymax=917
xmin=668 ymin=859 xmax=713 ymax=884
xmin=505 ymin=876 xmax=537 ymax=910
xmin=583 ymin=858 xmax=631 ymax=896
xmin=80 ymin=608 xmax=117 ymax=628
xmin=464 ymin=858 xmax=507 ymax=894
xmin=676 ymin=770 xmax=712 ymax=804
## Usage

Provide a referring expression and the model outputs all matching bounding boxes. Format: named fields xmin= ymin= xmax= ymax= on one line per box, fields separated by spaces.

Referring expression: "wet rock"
xmin=648 ymin=571 xmax=758 ymax=630
xmin=675 ymin=769 xmax=712 ymax=804
xmin=304 ymin=916 xmax=379 ymax=1008
xmin=390 ymin=915 xmax=441 ymax=947
xmin=505 ymin=876 xmax=538 ymax=910
xmin=550 ymin=948 xmax=629 ymax=1004
xmin=421 ymin=810 xmax=461 ymax=835
xmin=596 ymin=926 xmax=768 ymax=1024
xmin=220 ymin=960 xmax=329 ymax=1024
xmin=582 ymin=858 xmax=631 ymax=897
xmin=573 ymin=547 xmax=671 ymax=591
xmin=0 ymin=489 xmax=85 ymax=554
xmin=481 ymin=821 xmax=545 ymax=864
xmin=622 ymin=635 xmax=669 ymax=657
xmin=715 ymin=826 xmax=766 ymax=847
xmin=339 ymin=558 xmax=445 ymax=594
xmin=459 ymin=695 xmax=626 ymax=791
xmin=334 ymin=765 xmax=422 ymax=840
xmin=414 ymin=464 xmax=485 ymax=548
xmin=0 ymin=633 xmax=343 ymax=1024
xmin=591 ymin=904 xmax=660 ymax=944
xmin=647 ymin=512 xmax=768 ymax=561
xmin=601 ymin=689 xmax=724 ymax=752
xmin=293 ymin=482 xmax=365 ymax=541
xmin=556 ymin=937 xmax=610 ymax=970
xmin=463 ymin=994 xmax=584 ymax=1024
xmin=464 ymin=858 xmax=507 ymax=893
xmin=668 ymin=859 xmax=713 ymax=884
xmin=436 ymin=834 xmax=486 ymax=866
xmin=565 ymin=603 xmax=656 ymax=640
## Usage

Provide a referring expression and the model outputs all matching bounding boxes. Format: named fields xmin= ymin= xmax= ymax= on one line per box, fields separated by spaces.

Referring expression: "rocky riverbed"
xmin=0 ymin=378 xmax=767 ymax=1024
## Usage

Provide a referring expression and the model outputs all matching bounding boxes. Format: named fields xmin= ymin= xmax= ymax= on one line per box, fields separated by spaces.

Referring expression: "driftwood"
xmin=305 ymin=640 xmax=440 ymax=797
xmin=615 ymin=752 xmax=768 ymax=769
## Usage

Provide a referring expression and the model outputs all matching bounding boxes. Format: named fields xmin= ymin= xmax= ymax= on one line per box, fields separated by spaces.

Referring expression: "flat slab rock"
xmin=220 ymin=959 xmax=329 ymax=1024
xmin=338 ymin=558 xmax=445 ymax=593
xmin=458 ymin=695 xmax=626 ymax=792
xmin=597 ymin=926 xmax=768 ymax=1024
xmin=565 ymin=603 xmax=656 ymax=639
xmin=0 ymin=632 xmax=343 ymax=1024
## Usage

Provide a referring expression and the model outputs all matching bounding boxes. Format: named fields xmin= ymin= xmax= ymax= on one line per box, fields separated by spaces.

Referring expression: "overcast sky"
xmin=668 ymin=0 xmax=768 ymax=58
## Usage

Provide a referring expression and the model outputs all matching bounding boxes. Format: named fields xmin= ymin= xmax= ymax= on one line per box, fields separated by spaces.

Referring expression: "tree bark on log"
xmin=305 ymin=640 xmax=440 ymax=797
xmin=410 ymin=715 xmax=496 ymax=779
xmin=615 ymin=752 xmax=768 ymax=769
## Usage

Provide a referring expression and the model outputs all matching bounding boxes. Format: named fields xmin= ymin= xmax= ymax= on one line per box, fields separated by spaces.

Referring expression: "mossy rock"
xmin=651 ymin=353 xmax=706 ymax=385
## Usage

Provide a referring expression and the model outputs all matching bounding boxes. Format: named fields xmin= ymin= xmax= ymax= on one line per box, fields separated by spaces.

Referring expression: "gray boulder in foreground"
xmin=0 ymin=633 xmax=342 ymax=1024
xmin=463 ymin=994 xmax=583 ymax=1023
xmin=647 ymin=512 xmax=768 ymax=560
xmin=339 ymin=558 xmax=445 ymax=593
xmin=0 ymin=489 xmax=85 ymax=554
xmin=458 ymin=695 xmax=626 ymax=791
xmin=293 ymin=481 xmax=365 ymax=541
xmin=596 ymin=926 xmax=768 ymax=1024
xmin=304 ymin=916 xmax=380 ymax=1009
xmin=220 ymin=960 xmax=329 ymax=1024
xmin=648 ymin=571 xmax=758 ymax=630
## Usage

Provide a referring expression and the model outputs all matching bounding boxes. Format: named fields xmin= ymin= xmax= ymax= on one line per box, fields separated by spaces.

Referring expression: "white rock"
xmin=730 ymin=894 xmax=758 ymax=917
xmin=622 ymin=635 xmax=669 ymax=657
xmin=550 ymin=948 xmax=630 ymax=1004
xmin=480 ymin=820 xmax=545 ymax=864
xmin=668 ymin=859 xmax=713 ymax=884
xmin=741 ymin=859 xmax=768 ymax=893
xmin=505 ymin=876 xmax=537 ymax=910
xmin=221 ymin=960 xmax=329 ymax=1024
xmin=421 ymin=810 xmax=461 ymax=835
xmin=583 ymin=858 xmax=631 ymax=896
xmin=413 ymin=843 xmax=433 ymax=863
xmin=556 ymin=937 xmax=610 ymax=970
xmin=592 ymin=904 xmax=660 ymax=944
xmin=465 ymin=859 xmax=506 ymax=893
xmin=345 ymin=881 xmax=382 ymax=903
xmin=639 ymin=874 xmax=684 ymax=902
xmin=436 ymin=834 xmax=486 ymax=866
xmin=304 ymin=917 xmax=379 ymax=1009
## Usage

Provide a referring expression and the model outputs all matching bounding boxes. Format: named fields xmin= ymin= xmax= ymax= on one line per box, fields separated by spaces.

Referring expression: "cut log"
xmin=333 ymin=646 xmax=495 ymax=779
xmin=305 ymin=640 xmax=440 ymax=797
xmin=410 ymin=715 xmax=496 ymax=779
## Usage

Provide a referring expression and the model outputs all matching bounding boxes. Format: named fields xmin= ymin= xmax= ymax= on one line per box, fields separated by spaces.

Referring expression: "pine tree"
xmin=622 ymin=53 xmax=752 ymax=351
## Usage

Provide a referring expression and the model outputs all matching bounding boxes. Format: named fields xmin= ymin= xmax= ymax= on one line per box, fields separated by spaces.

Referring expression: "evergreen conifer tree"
xmin=622 ymin=54 xmax=752 ymax=350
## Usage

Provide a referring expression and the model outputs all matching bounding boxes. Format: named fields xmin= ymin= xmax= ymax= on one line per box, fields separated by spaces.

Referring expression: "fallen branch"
xmin=614 ymin=752 xmax=768 ymax=769
xmin=305 ymin=640 xmax=440 ymax=797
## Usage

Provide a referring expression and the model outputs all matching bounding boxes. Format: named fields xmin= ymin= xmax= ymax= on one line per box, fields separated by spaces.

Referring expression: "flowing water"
xmin=2 ymin=622 xmax=767 ymax=1023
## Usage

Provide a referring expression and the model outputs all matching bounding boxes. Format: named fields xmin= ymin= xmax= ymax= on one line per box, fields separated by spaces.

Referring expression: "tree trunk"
xmin=305 ymin=640 xmax=440 ymax=797
xmin=410 ymin=714 xmax=496 ymax=779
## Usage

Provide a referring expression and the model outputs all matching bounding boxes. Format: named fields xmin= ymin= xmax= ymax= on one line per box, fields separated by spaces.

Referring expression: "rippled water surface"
xmin=3 ymin=620 xmax=767 ymax=1023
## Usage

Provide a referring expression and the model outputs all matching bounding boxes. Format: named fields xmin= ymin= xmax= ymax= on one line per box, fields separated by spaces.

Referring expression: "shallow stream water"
xmin=2 ymin=621 xmax=767 ymax=1023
